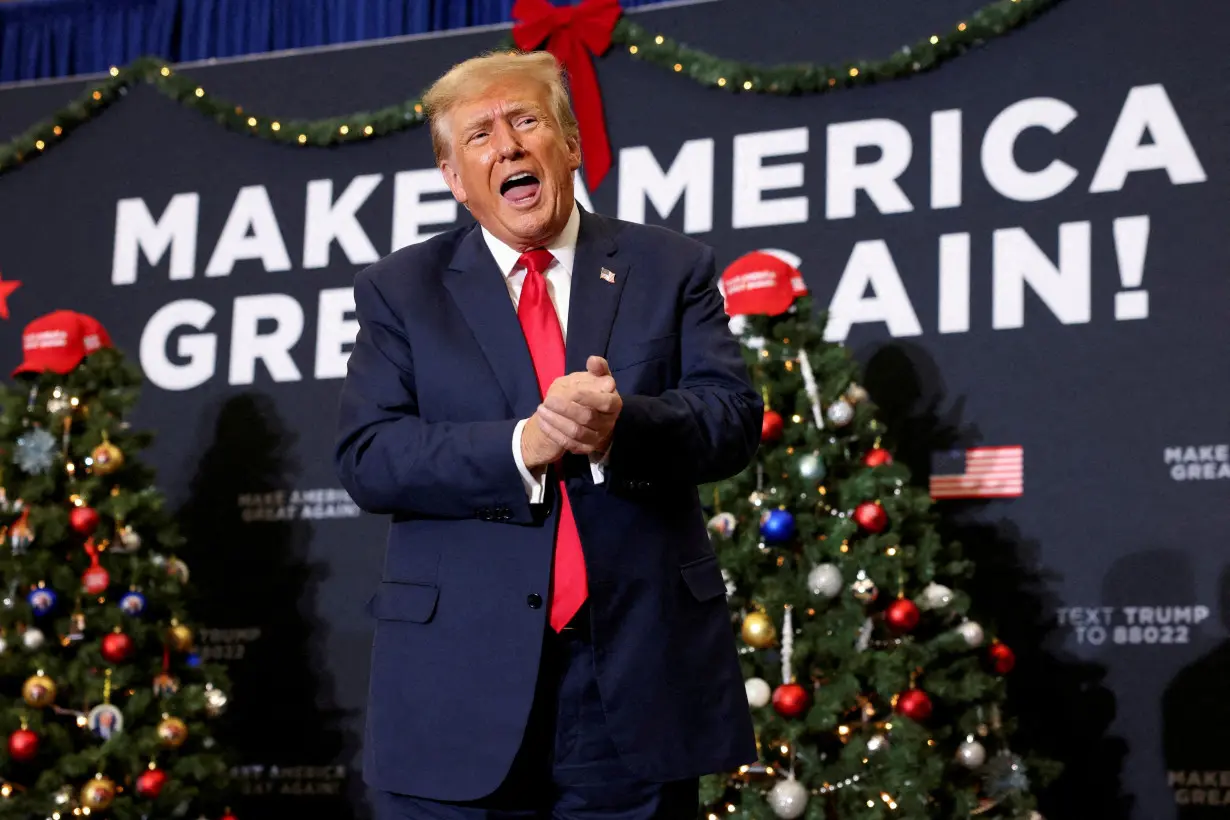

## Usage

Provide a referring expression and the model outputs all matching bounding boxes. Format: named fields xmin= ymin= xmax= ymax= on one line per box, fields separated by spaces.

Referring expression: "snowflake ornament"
xmin=14 ymin=427 xmax=56 ymax=475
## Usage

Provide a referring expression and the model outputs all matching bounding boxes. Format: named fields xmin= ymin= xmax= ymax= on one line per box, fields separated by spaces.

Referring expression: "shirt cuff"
xmin=589 ymin=437 xmax=610 ymax=485
xmin=513 ymin=418 xmax=548 ymax=503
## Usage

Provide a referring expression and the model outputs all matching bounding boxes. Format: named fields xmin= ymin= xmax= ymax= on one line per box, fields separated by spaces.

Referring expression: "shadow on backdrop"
xmin=1162 ymin=565 xmax=1230 ymax=819
xmin=176 ymin=393 xmax=359 ymax=820
xmin=860 ymin=340 xmax=1131 ymax=820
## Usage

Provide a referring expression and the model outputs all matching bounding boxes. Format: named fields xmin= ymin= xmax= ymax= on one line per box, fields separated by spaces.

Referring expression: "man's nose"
xmin=493 ymin=125 xmax=523 ymax=158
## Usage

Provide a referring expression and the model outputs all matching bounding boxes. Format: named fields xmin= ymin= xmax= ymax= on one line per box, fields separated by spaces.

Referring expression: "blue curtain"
xmin=0 ymin=0 xmax=669 ymax=83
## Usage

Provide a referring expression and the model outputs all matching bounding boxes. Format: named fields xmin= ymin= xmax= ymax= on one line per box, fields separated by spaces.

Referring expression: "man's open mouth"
xmin=500 ymin=172 xmax=541 ymax=203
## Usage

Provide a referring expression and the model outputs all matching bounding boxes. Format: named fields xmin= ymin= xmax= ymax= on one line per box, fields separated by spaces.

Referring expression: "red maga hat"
xmin=12 ymin=310 xmax=113 ymax=378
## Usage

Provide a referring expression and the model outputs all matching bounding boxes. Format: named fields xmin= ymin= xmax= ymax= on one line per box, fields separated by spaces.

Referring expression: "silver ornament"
xmin=797 ymin=452 xmax=825 ymax=481
xmin=919 ymin=582 xmax=953 ymax=610
xmin=722 ymin=568 xmax=737 ymax=599
xmin=204 ymin=685 xmax=228 ymax=717
xmin=957 ymin=620 xmax=985 ymax=647
xmin=707 ymin=512 xmax=737 ymax=539
xmin=745 ymin=677 xmax=771 ymax=708
xmin=14 ymin=427 xmax=57 ymax=475
xmin=826 ymin=399 xmax=854 ymax=427
xmin=768 ymin=777 xmax=809 ymax=819
xmin=846 ymin=383 xmax=869 ymax=404
xmin=851 ymin=569 xmax=879 ymax=603
xmin=748 ymin=491 xmax=766 ymax=508
xmin=46 ymin=387 xmax=72 ymax=416
xmin=957 ymin=736 xmax=987 ymax=768
xmin=22 ymin=627 xmax=44 ymax=650
xmin=866 ymin=733 xmax=890 ymax=754
xmin=808 ymin=563 xmax=843 ymax=598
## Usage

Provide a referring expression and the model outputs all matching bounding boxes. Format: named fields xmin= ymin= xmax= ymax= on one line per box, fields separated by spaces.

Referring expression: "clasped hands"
xmin=521 ymin=356 xmax=621 ymax=470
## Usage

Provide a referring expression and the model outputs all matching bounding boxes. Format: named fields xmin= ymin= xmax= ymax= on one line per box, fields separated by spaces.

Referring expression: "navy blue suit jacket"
xmin=334 ymin=208 xmax=761 ymax=801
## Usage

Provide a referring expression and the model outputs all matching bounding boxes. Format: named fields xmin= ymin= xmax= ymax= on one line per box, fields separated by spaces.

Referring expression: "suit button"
xmin=527 ymin=593 xmax=543 ymax=609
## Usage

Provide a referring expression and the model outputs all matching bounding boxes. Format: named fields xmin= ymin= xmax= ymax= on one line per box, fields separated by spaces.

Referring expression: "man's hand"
xmin=535 ymin=356 xmax=622 ymax=456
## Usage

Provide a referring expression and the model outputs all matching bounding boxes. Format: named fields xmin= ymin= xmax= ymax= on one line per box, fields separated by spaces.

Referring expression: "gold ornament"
xmin=79 ymin=774 xmax=116 ymax=811
xmin=22 ymin=672 xmax=56 ymax=708
xmin=157 ymin=715 xmax=188 ymax=748
xmin=741 ymin=611 xmax=777 ymax=649
xmin=90 ymin=434 xmax=124 ymax=476
xmin=168 ymin=621 xmax=193 ymax=652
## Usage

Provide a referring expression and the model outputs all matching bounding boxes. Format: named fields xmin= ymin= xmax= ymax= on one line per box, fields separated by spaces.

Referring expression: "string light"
xmin=271 ymin=122 xmax=281 ymax=131
xmin=35 ymin=141 xmax=44 ymax=151
xmin=339 ymin=125 xmax=350 ymax=135
xmin=108 ymin=67 xmax=119 ymax=77
xmin=194 ymin=87 xmax=205 ymax=97
xmin=743 ymin=80 xmax=753 ymax=90
xmin=717 ymin=77 xmax=726 ymax=86
xmin=654 ymin=35 xmax=665 ymax=44
xmin=364 ymin=125 xmax=374 ymax=136
xmin=159 ymin=66 xmax=171 ymax=76
xmin=673 ymin=63 xmax=683 ymax=72
xmin=629 ymin=45 xmax=638 ymax=54
xmin=91 ymin=91 xmax=101 ymax=101
xmin=958 ymin=21 xmax=968 ymax=30
xmin=298 ymin=134 xmax=307 ymax=144
xmin=930 ymin=35 xmax=940 ymax=44
xmin=849 ymin=67 xmax=859 ymax=77
xmin=246 ymin=117 xmax=257 ymax=127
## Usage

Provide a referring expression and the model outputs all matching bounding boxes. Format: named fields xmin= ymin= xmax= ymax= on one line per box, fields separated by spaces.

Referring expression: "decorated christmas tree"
xmin=0 ymin=311 xmax=234 ymax=819
xmin=702 ymin=256 xmax=1058 ymax=820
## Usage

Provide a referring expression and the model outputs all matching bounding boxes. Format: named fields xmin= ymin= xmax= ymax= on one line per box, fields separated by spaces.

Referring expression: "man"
xmin=334 ymin=50 xmax=761 ymax=819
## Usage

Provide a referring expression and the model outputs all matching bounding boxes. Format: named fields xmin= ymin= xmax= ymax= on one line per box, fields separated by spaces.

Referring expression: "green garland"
xmin=0 ymin=0 xmax=1061 ymax=177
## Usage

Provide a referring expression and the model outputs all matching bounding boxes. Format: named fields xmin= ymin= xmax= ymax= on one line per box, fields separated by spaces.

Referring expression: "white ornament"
xmin=727 ymin=314 xmax=748 ymax=336
xmin=808 ymin=564 xmax=843 ymax=598
xmin=22 ymin=627 xmax=44 ymax=650
xmin=866 ymin=733 xmax=890 ymax=753
xmin=781 ymin=606 xmax=794 ymax=685
xmin=745 ymin=677 xmax=771 ymax=708
xmin=707 ymin=512 xmax=737 ymax=538
xmin=956 ymin=735 xmax=987 ymax=768
xmin=745 ymin=336 xmax=767 ymax=349
xmin=919 ymin=582 xmax=953 ymax=610
xmin=721 ymin=568 xmax=737 ymax=599
xmin=1029 ymin=813 xmax=1044 ymax=820
xmin=797 ymin=452 xmax=825 ymax=481
xmin=768 ymin=776 xmax=809 ymax=819
xmin=826 ymin=399 xmax=854 ymax=426
xmin=957 ymin=620 xmax=985 ymax=648
xmin=797 ymin=350 xmax=824 ymax=429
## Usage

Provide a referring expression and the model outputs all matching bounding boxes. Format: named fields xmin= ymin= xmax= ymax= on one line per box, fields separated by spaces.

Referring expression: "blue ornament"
xmin=26 ymin=585 xmax=56 ymax=616
xmin=185 ymin=653 xmax=201 ymax=668
xmin=14 ymin=427 xmax=56 ymax=475
xmin=118 ymin=590 xmax=146 ymax=616
xmin=759 ymin=508 xmax=796 ymax=544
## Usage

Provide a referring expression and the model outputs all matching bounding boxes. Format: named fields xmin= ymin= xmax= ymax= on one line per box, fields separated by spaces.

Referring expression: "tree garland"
xmin=0 ymin=0 xmax=1062 ymax=178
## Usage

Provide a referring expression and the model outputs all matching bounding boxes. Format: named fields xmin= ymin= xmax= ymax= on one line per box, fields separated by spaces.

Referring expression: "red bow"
xmin=512 ymin=0 xmax=622 ymax=190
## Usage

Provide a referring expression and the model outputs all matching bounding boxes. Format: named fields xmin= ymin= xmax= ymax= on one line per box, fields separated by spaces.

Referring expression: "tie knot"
xmin=518 ymin=249 xmax=555 ymax=277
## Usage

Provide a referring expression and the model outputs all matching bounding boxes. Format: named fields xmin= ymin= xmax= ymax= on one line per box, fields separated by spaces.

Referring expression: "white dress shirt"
xmin=480 ymin=204 xmax=607 ymax=503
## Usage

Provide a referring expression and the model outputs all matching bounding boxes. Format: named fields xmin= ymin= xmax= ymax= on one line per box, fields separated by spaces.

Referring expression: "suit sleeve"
xmin=606 ymin=245 xmax=763 ymax=486
xmin=334 ymin=270 xmax=536 ymax=523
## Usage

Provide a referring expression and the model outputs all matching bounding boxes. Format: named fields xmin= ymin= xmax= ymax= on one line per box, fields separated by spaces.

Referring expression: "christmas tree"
xmin=0 ymin=311 xmax=235 ymax=819
xmin=701 ymin=264 xmax=1058 ymax=820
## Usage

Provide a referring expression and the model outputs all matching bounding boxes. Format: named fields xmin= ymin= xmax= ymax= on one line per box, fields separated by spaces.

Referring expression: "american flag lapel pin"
xmin=600 ymin=268 xmax=616 ymax=284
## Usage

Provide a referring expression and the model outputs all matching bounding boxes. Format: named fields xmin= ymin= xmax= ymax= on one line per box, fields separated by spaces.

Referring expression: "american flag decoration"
xmin=929 ymin=446 xmax=1023 ymax=499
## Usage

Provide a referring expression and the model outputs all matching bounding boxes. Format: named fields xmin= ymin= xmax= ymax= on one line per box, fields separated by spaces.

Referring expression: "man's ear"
xmin=440 ymin=160 xmax=468 ymax=205
xmin=565 ymin=135 xmax=582 ymax=173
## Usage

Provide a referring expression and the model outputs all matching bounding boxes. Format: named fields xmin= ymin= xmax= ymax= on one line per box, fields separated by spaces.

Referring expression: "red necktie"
xmin=516 ymin=249 xmax=588 ymax=632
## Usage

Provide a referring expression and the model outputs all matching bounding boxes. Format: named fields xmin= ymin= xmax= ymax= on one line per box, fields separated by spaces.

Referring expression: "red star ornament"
xmin=0 ymin=273 xmax=20 ymax=319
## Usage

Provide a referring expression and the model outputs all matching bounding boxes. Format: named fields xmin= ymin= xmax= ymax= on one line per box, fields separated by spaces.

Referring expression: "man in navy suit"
xmin=335 ymin=49 xmax=761 ymax=819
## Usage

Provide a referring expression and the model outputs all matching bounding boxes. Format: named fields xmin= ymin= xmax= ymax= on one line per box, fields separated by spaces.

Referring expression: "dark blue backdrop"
xmin=0 ymin=0 xmax=668 ymax=82
xmin=1 ymin=0 xmax=1229 ymax=818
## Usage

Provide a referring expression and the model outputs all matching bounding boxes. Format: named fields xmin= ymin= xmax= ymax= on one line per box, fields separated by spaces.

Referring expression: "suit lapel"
xmin=443 ymin=227 xmax=541 ymax=418
xmin=565 ymin=209 xmax=627 ymax=376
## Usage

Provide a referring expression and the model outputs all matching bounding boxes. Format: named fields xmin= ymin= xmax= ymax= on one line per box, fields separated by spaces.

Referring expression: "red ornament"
xmin=8 ymin=727 xmax=38 ymax=762
xmin=895 ymin=688 xmax=932 ymax=721
xmin=221 ymin=814 xmax=238 ymax=820
xmin=771 ymin=682 xmax=810 ymax=718
xmin=989 ymin=641 xmax=1016 ymax=674
xmin=511 ymin=0 xmax=622 ymax=189
xmin=863 ymin=447 xmax=893 ymax=467
xmin=100 ymin=630 xmax=134 ymax=663
xmin=82 ymin=565 xmax=110 ymax=595
xmin=885 ymin=598 xmax=921 ymax=633
xmin=135 ymin=767 xmax=168 ymax=799
xmin=69 ymin=505 xmax=100 ymax=535
xmin=761 ymin=410 xmax=785 ymax=443
xmin=853 ymin=501 xmax=888 ymax=533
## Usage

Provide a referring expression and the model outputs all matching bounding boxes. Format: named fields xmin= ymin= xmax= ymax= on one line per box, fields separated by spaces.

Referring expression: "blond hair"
xmin=422 ymin=50 xmax=580 ymax=164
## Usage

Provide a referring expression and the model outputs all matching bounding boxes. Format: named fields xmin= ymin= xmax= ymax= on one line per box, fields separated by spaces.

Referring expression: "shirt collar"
xmin=480 ymin=201 xmax=580 ymax=278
